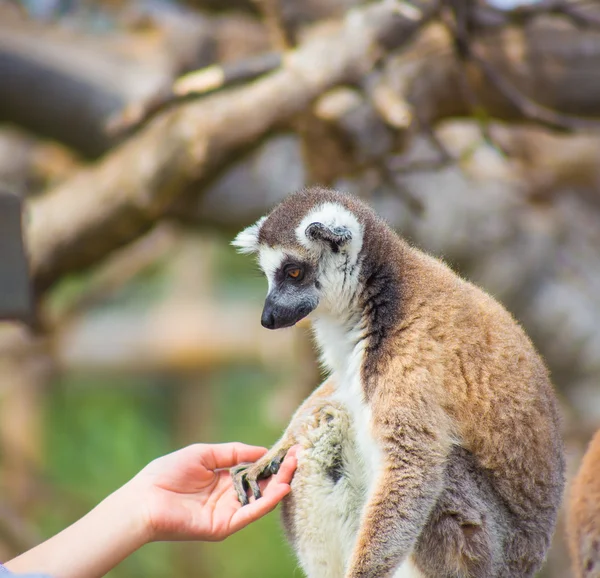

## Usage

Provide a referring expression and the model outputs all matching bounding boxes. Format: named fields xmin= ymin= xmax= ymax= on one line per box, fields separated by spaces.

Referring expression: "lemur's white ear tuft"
xmin=305 ymin=222 xmax=352 ymax=253
xmin=232 ymin=216 xmax=267 ymax=254
xmin=296 ymin=203 xmax=363 ymax=257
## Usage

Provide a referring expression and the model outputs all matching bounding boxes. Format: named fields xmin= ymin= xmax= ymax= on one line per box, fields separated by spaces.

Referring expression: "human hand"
xmin=127 ymin=443 xmax=298 ymax=543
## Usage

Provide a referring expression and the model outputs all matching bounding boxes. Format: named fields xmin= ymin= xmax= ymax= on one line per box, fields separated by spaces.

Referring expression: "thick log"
xmin=0 ymin=10 xmax=214 ymax=157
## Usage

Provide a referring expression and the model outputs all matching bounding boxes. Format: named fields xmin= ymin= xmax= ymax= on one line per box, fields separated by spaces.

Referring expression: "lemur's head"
xmin=233 ymin=187 xmax=371 ymax=330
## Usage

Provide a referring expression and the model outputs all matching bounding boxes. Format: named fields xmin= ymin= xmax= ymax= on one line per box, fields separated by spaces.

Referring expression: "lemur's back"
xmin=394 ymin=246 xmax=565 ymax=560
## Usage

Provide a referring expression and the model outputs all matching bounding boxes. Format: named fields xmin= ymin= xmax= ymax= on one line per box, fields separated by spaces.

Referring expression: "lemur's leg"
xmin=279 ymin=414 xmax=513 ymax=578
xmin=231 ymin=377 xmax=337 ymax=506
xmin=343 ymin=450 xmax=445 ymax=578
xmin=281 ymin=402 xmax=365 ymax=578
xmin=414 ymin=446 xmax=512 ymax=578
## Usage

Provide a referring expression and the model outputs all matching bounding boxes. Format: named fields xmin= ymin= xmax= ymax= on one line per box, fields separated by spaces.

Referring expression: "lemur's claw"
xmin=230 ymin=448 xmax=290 ymax=505
xmin=269 ymin=456 xmax=283 ymax=475
xmin=231 ymin=463 xmax=251 ymax=506
xmin=231 ymin=462 xmax=265 ymax=505
xmin=248 ymin=477 xmax=262 ymax=500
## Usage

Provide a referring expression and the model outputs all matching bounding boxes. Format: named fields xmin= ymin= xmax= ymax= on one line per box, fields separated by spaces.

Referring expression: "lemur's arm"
xmin=346 ymin=378 xmax=451 ymax=578
xmin=231 ymin=376 xmax=337 ymax=505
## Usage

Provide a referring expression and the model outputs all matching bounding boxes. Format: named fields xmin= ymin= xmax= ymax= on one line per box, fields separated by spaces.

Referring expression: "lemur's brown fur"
xmin=568 ymin=429 xmax=600 ymax=578
xmin=232 ymin=188 xmax=565 ymax=578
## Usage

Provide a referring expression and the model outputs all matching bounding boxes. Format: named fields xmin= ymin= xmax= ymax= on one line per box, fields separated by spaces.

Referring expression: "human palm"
xmin=132 ymin=443 xmax=297 ymax=542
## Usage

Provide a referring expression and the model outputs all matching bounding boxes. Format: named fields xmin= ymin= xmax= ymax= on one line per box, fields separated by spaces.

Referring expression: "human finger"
xmin=273 ymin=446 xmax=299 ymax=484
xmin=195 ymin=443 xmax=268 ymax=470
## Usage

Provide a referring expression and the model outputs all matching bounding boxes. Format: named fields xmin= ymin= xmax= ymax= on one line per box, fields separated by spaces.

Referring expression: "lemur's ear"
xmin=232 ymin=216 xmax=266 ymax=254
xmin=305 ymin=222 xmax=352 ymax=254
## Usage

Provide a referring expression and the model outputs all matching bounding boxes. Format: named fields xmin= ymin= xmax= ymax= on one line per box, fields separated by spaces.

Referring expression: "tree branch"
xmin=448 ymin=10 xmax=600 ymax=132
xmin=26 ymin=0 xmax=439 ymax=296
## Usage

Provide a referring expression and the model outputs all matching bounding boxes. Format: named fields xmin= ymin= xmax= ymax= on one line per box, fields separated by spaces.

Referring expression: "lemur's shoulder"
xmin=380 ymin=243 xmax=557 ymax=428
xmin=397 ymin=244 xmax=535 ymax=352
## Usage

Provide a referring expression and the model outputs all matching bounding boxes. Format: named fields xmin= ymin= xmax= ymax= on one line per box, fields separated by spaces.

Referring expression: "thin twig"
xmin=445 ymin=2 xmax=510 ymax=155
xmin=468 ymin=43 xmax=600 ymax=132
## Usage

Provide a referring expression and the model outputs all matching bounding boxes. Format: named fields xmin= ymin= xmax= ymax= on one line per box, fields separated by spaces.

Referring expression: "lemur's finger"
xmin=230 ymin=481 xmax=291 ymax=533
xmin=248 ymin=476 xmax=263 ymax=500
xmin=231 ymin=470 xmax=250 ymax=506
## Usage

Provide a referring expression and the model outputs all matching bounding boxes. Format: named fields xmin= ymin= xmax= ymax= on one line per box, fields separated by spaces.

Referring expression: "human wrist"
xmin=104 ymin=480 xmax=154 ymax=549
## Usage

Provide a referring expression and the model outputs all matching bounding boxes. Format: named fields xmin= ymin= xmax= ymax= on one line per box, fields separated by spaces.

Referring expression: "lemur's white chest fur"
xmin=312 ymin=315 xmax=382 ymax=483
xmin=310 ymin=317 xmax=424 ymax=578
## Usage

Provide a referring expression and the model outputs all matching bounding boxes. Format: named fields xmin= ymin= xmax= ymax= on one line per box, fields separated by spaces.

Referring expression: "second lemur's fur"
xmin=567 ymin=429 xmax=600 ymax=578
xmin=231 ymin=187 xmax=565 ymax=578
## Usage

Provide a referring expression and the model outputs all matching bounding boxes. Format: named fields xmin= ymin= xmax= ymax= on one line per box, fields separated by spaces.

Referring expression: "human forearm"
xmin=4 ymin=484 xmax=148 ymax=578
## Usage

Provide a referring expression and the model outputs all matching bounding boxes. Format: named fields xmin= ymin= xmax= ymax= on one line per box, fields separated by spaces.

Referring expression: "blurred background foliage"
xmin=1 ymin=0 xmax=600 ymax=576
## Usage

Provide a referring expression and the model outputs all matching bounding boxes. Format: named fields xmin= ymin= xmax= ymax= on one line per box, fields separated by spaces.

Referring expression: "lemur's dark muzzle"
xmin=261 ymin=295 xmax=314 ymax=330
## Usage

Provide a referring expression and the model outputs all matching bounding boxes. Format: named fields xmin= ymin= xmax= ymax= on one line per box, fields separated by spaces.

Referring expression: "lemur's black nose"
xmin=261 ymin=294 xmax=316 ymax=329
xmin=261 ymin=307 xmax=276 ymax=329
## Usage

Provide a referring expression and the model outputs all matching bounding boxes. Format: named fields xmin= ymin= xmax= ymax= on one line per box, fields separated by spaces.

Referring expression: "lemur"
xmin=567 ymin=429 xmax=600 ymax=578
xmin=231 ymin=187 xmax=565 ymax=578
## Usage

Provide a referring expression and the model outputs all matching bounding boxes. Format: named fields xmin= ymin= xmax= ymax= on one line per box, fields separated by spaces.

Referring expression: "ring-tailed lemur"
xmin=231 ymin=187 xmax=565 ymax=578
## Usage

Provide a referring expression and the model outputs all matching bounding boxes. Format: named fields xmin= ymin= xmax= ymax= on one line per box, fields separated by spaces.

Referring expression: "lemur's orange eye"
xmin=288 ymin=268 xmax=301 ymax=279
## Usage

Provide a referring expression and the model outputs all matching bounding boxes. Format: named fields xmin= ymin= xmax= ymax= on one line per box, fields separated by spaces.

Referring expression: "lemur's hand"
xmin=231 ymin=444 xmax=299 ymax=506
xmin=232 ymin=403 xmax=347 ymax=506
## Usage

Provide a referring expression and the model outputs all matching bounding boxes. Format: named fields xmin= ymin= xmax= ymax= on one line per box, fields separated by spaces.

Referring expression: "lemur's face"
xmin=233 ymin=201 xmax=364 ymax=330
xmin=258 ymin=250 xmax=319 ymax=329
